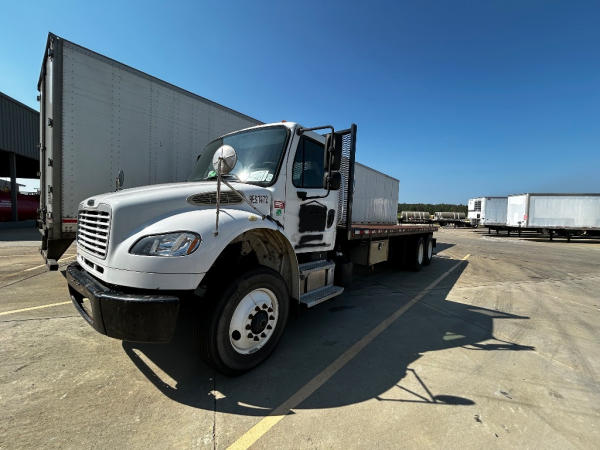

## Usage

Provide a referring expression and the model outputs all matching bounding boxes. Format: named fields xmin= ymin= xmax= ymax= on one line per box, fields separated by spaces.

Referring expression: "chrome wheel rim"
xmin=427 ymin=240 xmax=433 ymax=259
xmin=417 ymin=242 xmax=424 ymax=265
xmin=229 ymin=288 xmax=279 ymax=355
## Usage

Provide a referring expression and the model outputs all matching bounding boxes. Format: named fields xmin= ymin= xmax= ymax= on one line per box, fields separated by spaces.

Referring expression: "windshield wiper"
xmin=203 ymin=173 xmax=241 ymax=182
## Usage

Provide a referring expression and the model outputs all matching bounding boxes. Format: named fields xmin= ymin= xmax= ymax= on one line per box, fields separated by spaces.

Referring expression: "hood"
xmin=84 ymin=181 xmax=271 ymax=208
xmin=80 ymin=181 xmax=272 ymax=245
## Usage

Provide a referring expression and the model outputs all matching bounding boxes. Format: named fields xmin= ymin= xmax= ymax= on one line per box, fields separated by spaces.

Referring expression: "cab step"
xmin=300 ymin=285 xmax=344 ymax=308
xmin=298 ymin=259 xmax=335 ymax=278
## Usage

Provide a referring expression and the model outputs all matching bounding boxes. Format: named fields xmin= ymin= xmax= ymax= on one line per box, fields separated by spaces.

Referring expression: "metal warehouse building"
xmin=0 ymin=92 xmax=39 ymax=221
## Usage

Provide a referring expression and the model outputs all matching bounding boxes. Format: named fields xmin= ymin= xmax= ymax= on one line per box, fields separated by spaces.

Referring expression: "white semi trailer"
xmin=37 ymin=33 xmax=261 ymax=267
xmin=37 ymin=35 xmax=438 ymax=374
xmin=506 ymin=193 xmax=600 ymax=241
xmin=468 ymin=197 xmax=508 ymax=228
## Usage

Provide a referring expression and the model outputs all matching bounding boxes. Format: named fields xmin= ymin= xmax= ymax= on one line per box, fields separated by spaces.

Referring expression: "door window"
xmin=292 ymin=136 xmax=325 ymax=188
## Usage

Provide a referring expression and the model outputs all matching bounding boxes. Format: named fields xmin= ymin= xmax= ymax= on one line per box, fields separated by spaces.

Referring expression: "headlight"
xmin=130 ymin=232 xmax=201 ymax=256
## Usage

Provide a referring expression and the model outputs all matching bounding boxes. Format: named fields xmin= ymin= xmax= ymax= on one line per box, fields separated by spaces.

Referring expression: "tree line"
xmin=397 ymin=203 xmax=468 ymax=215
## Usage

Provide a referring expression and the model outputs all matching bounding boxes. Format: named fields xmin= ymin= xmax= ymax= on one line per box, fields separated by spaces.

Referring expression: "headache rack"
xmin=334 ymin=124 xmax=357 ymax=236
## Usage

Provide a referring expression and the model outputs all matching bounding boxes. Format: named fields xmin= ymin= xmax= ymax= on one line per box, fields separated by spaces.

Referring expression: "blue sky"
xmin=1 ymin=1 xmax=599 ymax=202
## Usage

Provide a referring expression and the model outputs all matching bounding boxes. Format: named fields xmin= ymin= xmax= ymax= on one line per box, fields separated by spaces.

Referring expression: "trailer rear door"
xmin=38 ymin=35 xmax=73 ymax=267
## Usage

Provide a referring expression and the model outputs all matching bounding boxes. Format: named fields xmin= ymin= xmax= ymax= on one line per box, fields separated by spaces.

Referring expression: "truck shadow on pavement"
xmin=431 ymin=242 xmax=455 ymax=253
xmin=0 ymin=226 xmax=40 ymax=242
xmin=123 ymin=257 xmax=533 ymax=416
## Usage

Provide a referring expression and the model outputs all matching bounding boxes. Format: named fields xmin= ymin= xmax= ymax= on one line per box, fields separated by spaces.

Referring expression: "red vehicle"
xmin=0 ymin=192 xmax=39 ymax=221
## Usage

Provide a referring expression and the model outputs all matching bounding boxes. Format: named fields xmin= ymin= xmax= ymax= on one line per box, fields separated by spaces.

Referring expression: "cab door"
xmin=282 ymin=131 xmax=339 ymax=253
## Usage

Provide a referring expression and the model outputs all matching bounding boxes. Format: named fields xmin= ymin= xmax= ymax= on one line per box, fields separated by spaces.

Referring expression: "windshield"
xmin=188 ymin=126 xmax=289 ymax=185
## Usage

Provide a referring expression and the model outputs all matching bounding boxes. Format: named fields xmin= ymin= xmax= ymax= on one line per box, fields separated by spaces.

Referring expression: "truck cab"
xmin=67 ymin=122 xmax=436 ymax=374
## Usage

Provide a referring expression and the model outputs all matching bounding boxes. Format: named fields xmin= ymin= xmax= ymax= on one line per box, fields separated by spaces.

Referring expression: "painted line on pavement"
xmin=227 ymin=254 xmax=470 ymax=450
xmin=0 ymin=301 xmax=72 ymax=317
xmin=23 ymin=254 xmax=76 ymax=272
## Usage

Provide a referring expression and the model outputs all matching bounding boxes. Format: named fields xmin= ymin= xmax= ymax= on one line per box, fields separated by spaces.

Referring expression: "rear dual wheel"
xmin=424 ymin=236 xmax=433 ymax=266
xmin=410 ymin=236 xmax=433 ymax=271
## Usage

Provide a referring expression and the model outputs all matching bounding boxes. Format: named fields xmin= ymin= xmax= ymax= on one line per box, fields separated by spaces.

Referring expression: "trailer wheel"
xmin=410 ymin=237 xmax=425 ymax=271
xmin=423 ymin=237 xmax=433 ymax=266
xmin=201 ymin=267 xmax=289 ymax=375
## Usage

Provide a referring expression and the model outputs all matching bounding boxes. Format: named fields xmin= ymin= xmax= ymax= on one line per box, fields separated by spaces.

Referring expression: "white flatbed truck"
xmin=64 ymin=122 xmax=437 ymax=374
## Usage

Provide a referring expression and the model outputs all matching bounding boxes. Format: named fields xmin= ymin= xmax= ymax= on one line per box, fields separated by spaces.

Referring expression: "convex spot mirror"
xmin=212 ymin=145 xmax=238 ymax=174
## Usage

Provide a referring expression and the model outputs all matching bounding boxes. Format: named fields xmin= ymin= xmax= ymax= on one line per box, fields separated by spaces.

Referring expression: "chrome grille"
xmin=77 ymin=208 xmax=110 ymax=258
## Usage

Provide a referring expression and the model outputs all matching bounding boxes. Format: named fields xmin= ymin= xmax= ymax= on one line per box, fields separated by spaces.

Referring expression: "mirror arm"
xmin=214 ymin=158 xmax=222 ymax=235
xmin=221 ymin=178 xmax=284 ymax=229
xmin=296 ymin=125 xmax=334 ymax=136
xmin=297 ymin=183 xmax=332 ymax=201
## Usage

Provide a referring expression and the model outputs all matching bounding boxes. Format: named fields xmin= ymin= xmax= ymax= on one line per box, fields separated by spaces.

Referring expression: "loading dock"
xmin=0 ymin=92 xmax=39 ymax=222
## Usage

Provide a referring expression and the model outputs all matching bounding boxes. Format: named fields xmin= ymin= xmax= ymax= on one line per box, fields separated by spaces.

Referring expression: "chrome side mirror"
xmin=212 ymin=145 xmax=237 ymax=174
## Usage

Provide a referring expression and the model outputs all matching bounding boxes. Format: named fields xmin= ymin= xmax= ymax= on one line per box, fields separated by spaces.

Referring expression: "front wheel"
xmin=201 ymin=267 xmax=290 ymax=375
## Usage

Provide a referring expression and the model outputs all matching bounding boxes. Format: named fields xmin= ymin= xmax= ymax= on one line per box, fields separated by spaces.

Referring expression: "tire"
xmin=423 ymin=236 xmax=433 ymax=266
xmin=334 ymin=258 xmax=353 ymax=287
xmin=201 ymin=266 xmax=290 ymax=375
xmin=410 ymin=237 xmax=425 ymax=271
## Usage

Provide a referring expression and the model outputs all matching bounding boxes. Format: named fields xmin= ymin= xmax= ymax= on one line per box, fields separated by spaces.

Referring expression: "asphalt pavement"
xmin=1 ymin=227 xmax=599 ymax=449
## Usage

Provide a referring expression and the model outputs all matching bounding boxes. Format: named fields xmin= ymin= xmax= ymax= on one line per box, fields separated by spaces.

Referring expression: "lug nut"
xmin=248 ymin=314 xmax=253 ymax=320
xmin=262 ymin=304 xmax=268 ymax=309
xmin=247 ymin=333 xmax=253 ymax=338
xmin=261 ymin=332 xmax=266 ymax=338
xmin=267 ymin=307 xmax=273 ymax=313
xmin=269 ymin=315 xmax=275 ymax=320
xmin=245 ymin=324 xmax=251 ymax=330
xmin=255 ymin=306 xmax=261 ymax=312
xmin=253 ymin=336 xmax=259 ymax=341
xmin=266 ymin=325 xmax=272 ymax=330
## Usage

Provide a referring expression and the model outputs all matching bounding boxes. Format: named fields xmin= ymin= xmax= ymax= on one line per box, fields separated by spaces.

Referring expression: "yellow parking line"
xmin=23 ymin=255 xmax=77 ymax=272
xmin=227 ymin=256 xmax=468 ymax=450
xmin=463 ymin=253 xmax=471 ymax=260
xmin=0 ymin=301 xmax=72 ymax=316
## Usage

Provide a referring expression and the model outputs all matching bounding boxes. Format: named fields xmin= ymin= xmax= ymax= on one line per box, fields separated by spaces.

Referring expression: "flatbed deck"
xmin=348 ymin=223 xmax=438 ymax=239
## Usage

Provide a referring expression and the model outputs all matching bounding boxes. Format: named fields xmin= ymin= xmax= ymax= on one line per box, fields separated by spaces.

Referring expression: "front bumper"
xmin=66 ymin=262 xmax=180 ymax=343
